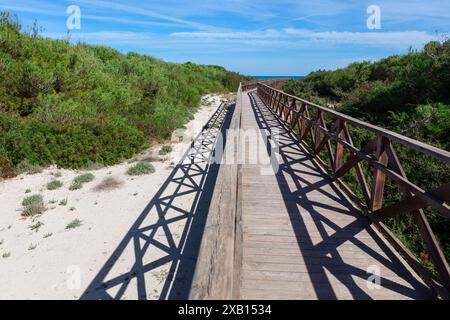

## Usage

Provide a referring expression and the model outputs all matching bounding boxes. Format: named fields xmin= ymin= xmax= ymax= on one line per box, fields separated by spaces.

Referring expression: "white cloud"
xmin=171 ymin=28 xmax=436 ymax=49
xmin=72 ymin=0 xmax=221 ymax=31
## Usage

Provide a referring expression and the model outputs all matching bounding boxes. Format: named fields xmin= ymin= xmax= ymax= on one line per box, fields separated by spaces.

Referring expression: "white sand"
xmin=0 ymin=94 xmax=229 ymax=300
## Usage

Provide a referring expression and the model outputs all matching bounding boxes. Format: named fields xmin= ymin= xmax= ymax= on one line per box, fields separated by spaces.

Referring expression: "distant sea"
xmin=253 ymin=76 xmax=304 ymax=80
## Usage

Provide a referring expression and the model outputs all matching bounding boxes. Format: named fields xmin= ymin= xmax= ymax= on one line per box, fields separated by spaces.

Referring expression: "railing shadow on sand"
xmin=80 ymin=102 xmax=234 ymax=300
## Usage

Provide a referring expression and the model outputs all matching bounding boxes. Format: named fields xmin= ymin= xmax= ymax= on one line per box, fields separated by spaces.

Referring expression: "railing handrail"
xmin=241 ymin=78 xmax=290 ymax=92
xmin=257 ymin=83 xmax=450 ymax=163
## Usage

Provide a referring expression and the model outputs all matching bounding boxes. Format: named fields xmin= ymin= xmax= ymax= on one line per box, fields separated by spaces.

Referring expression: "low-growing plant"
xmin=70 ymin=173 xmax=95 ymax=190
xmin=54 ymin=171 xmax=62 ymax=178
xmin=73 ymin=173 xmax=95 ymax=184
xmin=43 ymin=233 xmax=52 ymax=238
xmin=59 ymin=198 xmax=68 ymax=206
xmin=126 ymin=162 xmax=155 ymax=176
xmin=159 ymin=145 xmax=173 ymax=156
xmin=25 ymin=189 xmax=31 ymax=193
xmin=69 ymin=206 xmax=76 ymax=211
xmin=47 ymin=180 xmax=63 ymax=190
xmin=21 ymin=194 xmax=46 ymax=217
xmin=28 ymin=243 xmax=37 ymax=250
xmin=83 ymin=160 xmax=104 ymax=170
xmin=28 ymin=221 xmax=44 ymax=232
xmin=69 ymin=180 xmax=83 ymax=190
xmin=66 ymin=219 xmax=82 ymax=229
xmin=22 ymin=194 xmax=43 ymax=206
xmin=48 ymin=199 xmax=57 ymax=204
xmin=2 ymin=252 xmax=11 ymax=258
xmin=16 ymin=159 xmax=42 ymax=175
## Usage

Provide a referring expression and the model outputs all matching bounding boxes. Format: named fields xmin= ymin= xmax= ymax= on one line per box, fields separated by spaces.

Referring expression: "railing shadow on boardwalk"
xmin=247 ymin=91 xmax=433 ymax=299
xmin=81 ymin=103 xmax=234 ymax=300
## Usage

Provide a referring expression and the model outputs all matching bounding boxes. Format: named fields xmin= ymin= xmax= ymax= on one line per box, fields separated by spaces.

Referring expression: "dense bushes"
xmin=0 ymin=11 xmax=251 ymax=175
xmin=283 ymin=40 xmax=450 ymax=266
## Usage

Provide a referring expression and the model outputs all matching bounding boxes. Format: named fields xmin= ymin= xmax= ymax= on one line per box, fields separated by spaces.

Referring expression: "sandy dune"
xmin=0 ymin=94 xmax=229 ymax=300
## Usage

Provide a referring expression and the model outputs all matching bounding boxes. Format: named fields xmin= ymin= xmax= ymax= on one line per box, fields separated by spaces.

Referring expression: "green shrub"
xmin=46 ymin=180 xmax=63 ymax=190
xmin=126 ymin=162 xmax=155 ymax=176
xmin=158 ymin=145 xmax=173 ymax=156
xmin=73 ymin=173 xmax=95 ymax=184
xmin=0 ymin=11 xmax=251 ymax=171
xmin=66 ymin=219 xmax=82 ymax=229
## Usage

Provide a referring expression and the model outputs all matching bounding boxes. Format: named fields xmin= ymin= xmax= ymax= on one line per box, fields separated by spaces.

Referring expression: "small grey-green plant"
xmin=28 ymin=243 xmax=37 ymax=250
xmin=70 ymin=173 xmax=95 ymax=190
xmin=54 ymin=171 xmax=62 ymax=178
xmin=69 ymin=206 xmax=76 ymax=211
xmin=21 ymin=194 xmax=46 ymax=217
xmin=74 ymin=173 xmax=95 ymax=184
xmin=2 ymin=252 xmax=11 ymax=258
xmin=126 ymin=162 xmax=155 ymax=176
xmin=66 ymin=219 xmax=82 ymax=230
xmin=16 ymin=159 xmax=42 ymax=175
xmin=22 ymin=194 xmax=43 ymax=206
xmin=0 ymin=239 xmax=3 ymax=246
xmin=43 ymin=233 xmax=53 ymax=238
xmin=59 ymin=198 xmax=68 ymax=206
xmin=48 ymin=199 xmax=57 ymax=204
xmin=47 ymin=180 xmax=63 ymax=190
xmin=159 ymin=145 xmax=173 ymax=156
xmin=29 ymin=221 xmax=44 ymax=232
xmin=83 ymin=160 xmax=103 ymax=170
xmin=69 ymin=180 xmax=83 ymax=190
xmin=25 ymin=189 xmax=31 ymax=194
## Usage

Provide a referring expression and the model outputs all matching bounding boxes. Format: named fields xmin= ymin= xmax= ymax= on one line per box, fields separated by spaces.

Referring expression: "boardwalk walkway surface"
xmin=236 ymin=90 xmax=434 ymax=299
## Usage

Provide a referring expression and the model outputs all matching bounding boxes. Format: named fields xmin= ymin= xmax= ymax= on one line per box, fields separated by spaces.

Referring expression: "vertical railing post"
xmin=370 ymin=135 xmax=389 ymax=211
xmin=290 ymin=100 xmax=299 ymax=129
xmin=313 ymin=110 xmax=323 ymax=155
xmin=299 ymin=104 xmax=307 ymax=141
xmin=334 ymin=119 xmax=345 ymax=172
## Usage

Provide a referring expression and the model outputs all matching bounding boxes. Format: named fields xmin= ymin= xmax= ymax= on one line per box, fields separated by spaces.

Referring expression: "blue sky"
xmin=1 ymin=0 xmax=449 ymax=75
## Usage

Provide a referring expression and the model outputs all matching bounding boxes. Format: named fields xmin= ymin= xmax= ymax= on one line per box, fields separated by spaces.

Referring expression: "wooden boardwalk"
xmin=236 ymin=90 xmax=434 ymax=299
